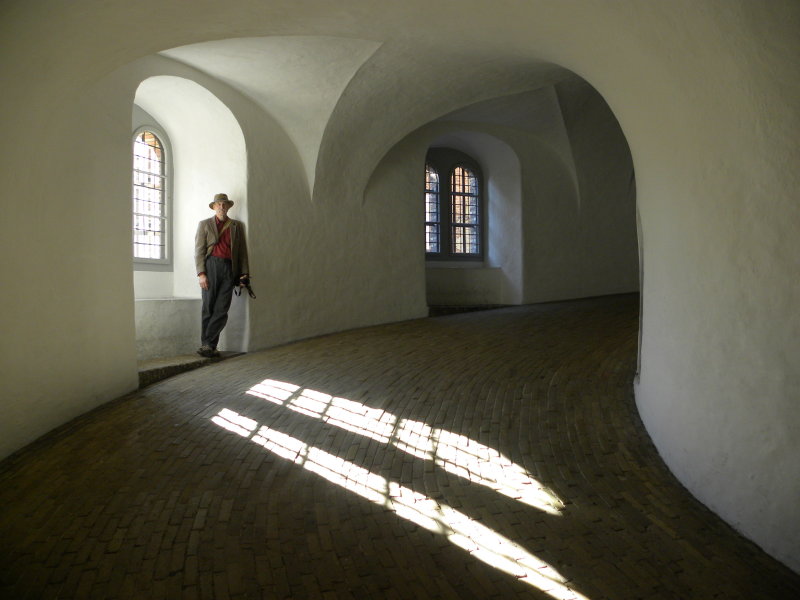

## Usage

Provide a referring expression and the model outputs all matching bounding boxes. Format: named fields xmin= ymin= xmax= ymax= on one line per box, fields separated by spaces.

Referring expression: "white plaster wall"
xmin=0 ymin=48 xmax=141 ymax=458
xmin=486 ymin=147 xmax=524 ymax=306
xmin=135 ymin=299 xmax=201 ymax=359
xmin=133 ymin=270 xmax=174 ymax=299
xmin=425 ymin=268 xmax=503 ymax=306
xmin=623 ymin=5 xmax=800 ymax=571
xmin=518 ymin=82 xmax=637 ymax=304
xmin=1 ymin=0 xmax=797 ymax=572
xmin=556 ymin=79 xmax=639 ymax=297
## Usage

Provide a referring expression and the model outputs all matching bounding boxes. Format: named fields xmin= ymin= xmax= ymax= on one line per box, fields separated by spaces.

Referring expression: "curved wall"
xmin=0 ymin=0 xmax=797 ymax=571
xmin=624 ymin=10 xmax=800 ymax=571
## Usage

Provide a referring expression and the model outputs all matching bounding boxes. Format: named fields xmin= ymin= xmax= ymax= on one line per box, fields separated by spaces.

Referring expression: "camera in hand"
xmin=235 ymin=275 xmax=256 ymax=299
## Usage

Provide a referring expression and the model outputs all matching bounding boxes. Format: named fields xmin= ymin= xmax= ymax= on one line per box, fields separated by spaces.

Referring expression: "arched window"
xmin=425 ymin=148 xmax=483 ymax=260
xmin=132 ymin=130 xmax=168 ymax=261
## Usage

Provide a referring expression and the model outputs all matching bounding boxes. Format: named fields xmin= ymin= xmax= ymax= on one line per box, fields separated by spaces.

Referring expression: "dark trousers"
xmin=201 ymin=256 xmax=235 ymax=349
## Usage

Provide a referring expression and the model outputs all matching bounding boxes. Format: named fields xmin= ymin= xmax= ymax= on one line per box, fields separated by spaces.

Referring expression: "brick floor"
xmin=1 ymin=294 xmax=798 ymax=599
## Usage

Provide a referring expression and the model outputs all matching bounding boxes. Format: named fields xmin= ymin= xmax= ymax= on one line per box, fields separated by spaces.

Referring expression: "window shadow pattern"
xmin=212 ymin=378 xmax=587 ymax=600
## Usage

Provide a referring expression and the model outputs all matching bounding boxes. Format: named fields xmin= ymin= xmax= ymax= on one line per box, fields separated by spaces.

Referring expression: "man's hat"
xmin=209 ymin=193 xmax=234 ymax=209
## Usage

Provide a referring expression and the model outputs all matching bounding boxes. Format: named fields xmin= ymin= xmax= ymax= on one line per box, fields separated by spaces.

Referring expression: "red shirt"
xmin=211 ymin=217 xmax=232 ymax=259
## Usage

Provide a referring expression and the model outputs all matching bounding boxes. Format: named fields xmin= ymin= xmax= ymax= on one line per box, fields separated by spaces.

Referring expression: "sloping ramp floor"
xmin=1 ymin=294 xmax=798 ymax=599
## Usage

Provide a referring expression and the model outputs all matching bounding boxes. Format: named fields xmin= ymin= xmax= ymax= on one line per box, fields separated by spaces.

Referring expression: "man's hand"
xmin=198 ymin=273 xmax=209 ymax=290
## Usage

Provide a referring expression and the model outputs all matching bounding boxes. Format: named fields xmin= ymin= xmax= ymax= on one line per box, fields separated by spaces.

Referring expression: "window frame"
xmin=424 ymin=148 xmax=485 ymax=262
xmin=132 ymin=125 xmax=172 ymax=270
xmin=425 ymin=163 xmax=441 ymax=254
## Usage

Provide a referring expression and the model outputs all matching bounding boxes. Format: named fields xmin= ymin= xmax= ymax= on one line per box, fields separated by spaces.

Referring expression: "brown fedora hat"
xmin=209 ymin=193 xmax=234 ymax=209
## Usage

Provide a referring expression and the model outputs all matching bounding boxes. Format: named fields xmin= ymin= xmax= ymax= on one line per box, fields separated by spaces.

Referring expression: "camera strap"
xmin=206 ymin=219 xmax=234 ymax=256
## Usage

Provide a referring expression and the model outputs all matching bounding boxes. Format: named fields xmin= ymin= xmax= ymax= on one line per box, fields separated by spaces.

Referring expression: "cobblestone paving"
xmin=1 ymin=294 xmax=798 ymax=599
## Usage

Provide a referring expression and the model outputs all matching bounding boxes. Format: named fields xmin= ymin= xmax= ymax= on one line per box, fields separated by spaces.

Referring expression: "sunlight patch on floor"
xmin=212 ymin=406 xmax=588 ymax=600
xmin=245 ymin=378 xmax=563 ymax=514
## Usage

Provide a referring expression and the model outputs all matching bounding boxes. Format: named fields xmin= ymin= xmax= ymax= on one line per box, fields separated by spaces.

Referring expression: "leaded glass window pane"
xmin=425 ymin=164 xmax=440 ymax=253
xmin=450 ymin=166 xmax=479 ymax=254
xmin=132 ymin=131 xmax=167 ymax=260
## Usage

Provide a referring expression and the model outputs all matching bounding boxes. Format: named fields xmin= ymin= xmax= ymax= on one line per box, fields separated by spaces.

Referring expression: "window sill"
xmin=426 ymin=260 xmax=488 ymax=269
xmin=134 ymin=260 xmax=173 ymax=273
xmin=135 ymin=296 xmax=200 ymax=301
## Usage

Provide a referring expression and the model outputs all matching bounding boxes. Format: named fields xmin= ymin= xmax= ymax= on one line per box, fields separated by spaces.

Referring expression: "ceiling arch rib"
xmin=160 ymin=36 xmax=381 ymax=194
xmin=313 ymin=41 xmax=575 ymax=206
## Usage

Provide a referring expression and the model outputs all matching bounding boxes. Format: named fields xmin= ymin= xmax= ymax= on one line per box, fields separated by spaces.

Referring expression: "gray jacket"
xmin=194 ymin=217 xmax=250 ymax=278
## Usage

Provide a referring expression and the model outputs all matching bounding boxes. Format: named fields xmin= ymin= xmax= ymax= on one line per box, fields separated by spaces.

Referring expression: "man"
xmin=194 ymin=193 xmax=250 ymax=358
